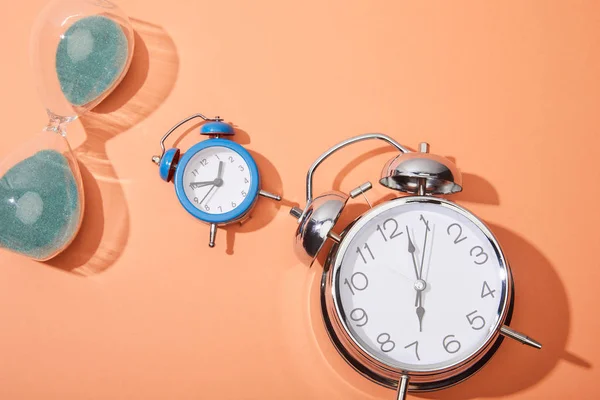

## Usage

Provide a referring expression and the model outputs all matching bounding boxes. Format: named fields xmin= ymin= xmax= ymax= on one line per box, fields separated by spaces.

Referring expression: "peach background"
xmin=0 ymin=0 xmax=599 ymax=399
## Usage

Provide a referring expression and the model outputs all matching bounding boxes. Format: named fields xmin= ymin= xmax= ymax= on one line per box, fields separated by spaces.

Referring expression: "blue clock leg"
xmin=209 ymin=223 xmax=217 ymax=248
xmin=259 ymin=190 xmax=281 ymax=201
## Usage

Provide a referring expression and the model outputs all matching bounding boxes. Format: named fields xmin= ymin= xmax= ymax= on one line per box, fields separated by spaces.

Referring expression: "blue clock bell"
xmin=152 ymin=113 xmax=281 ymax=247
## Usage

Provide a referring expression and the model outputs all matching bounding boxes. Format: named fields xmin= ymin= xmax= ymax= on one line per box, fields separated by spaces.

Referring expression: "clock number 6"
xmin=466 ymin=310 xmax=486 ymax=330
xmin=377 ymin=333 xmax=395 ymax=353
xmin=443 ymin=335 xmax=461 ymax=354
xmin=470 ymin=246 xmax=489 ymax=265
xmin=343 ymin=272 xmax=369 ymax=295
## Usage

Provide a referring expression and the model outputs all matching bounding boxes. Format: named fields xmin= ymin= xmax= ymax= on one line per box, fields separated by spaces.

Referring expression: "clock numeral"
xmin=229 ymin=156 xmax=235 ymax=163
xmin=242 ymin=190 xmax=247 ymax=197
xmin=204 ymin=204 xmax=210 ymax=211
xmin=200 ymin=159 xmax=208 ymax=167
xmin=376 ymin=218 xmax=403 ymax=242
xmin=481 ymin=281 xmax=496 ymax=298
xmin=244 ymin=177 xmax=249 ymax=184
xmin=218 ymin=206 xmax=223 ymax=212
xmin=443 ymin=335 xmax=461 ymax=354
xmin=215 ymin=154 xmax=220 ymax=160
xmin=193 ymin=197 xmax=199 ymax=203
xmin=238 ymin=165 xmax=245 ymax=172
xmin=356 ymin=243 xmax=374 ymax=264
xmin=447 ymin=223 xmax=467 ymax=244
xmin=404 ymin=341 xmax=420 ymax=361
xmin=349 ymin=308 xmax=368 ymax=327
xmin=343 ymin=272 xmax=369 ymax=295
xmin=470 ymin=246 xmax=489 ymax=265
xmin=231 ymin=202 xmax=237 ymax=208
xmin=466 ymin=310 xmax=486 ymax=331
xmin=191 ymin=169 xmax=199 ymax=177
xmin=377 ymin=333 xmax=396 ymax=353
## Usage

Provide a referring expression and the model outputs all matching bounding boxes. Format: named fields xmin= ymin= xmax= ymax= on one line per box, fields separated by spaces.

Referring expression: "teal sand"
xmin=0 ymin=150 xmax=81 ymax=260
xmin=56 ymin=15 xmax=129 ymax=106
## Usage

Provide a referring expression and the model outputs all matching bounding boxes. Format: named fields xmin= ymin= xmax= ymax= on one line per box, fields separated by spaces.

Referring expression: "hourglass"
xmin=0 ymin=0 xmax=134 ymax=261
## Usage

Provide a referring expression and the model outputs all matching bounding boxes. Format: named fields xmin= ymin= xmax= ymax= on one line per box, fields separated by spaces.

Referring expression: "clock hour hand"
xmin=190 ymin=181 xmax=215 ymax=189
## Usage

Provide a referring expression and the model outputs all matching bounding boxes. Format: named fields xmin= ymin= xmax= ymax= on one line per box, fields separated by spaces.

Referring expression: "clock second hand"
xmin=199 ymin=161 xmax=225 ymax=206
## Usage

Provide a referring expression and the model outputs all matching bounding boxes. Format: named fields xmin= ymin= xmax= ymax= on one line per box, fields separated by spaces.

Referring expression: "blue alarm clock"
xmin=152 ymin=113 xmax=281 ymax=247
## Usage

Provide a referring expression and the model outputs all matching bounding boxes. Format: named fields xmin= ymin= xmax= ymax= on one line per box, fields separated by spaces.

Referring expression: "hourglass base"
xmin=0 ymin=146 xmax=84 ymax=261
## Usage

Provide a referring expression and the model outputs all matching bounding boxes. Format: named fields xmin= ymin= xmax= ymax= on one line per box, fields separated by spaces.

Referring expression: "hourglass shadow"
xmin=46 ymin=20 xmax=179 ymax=275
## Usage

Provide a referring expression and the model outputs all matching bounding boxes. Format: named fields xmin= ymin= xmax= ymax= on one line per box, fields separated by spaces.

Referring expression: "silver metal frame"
xmin=297 ymin=133 xmax=409 ymax=218
xmin=321 ymin=196 xmax=513 ymax=392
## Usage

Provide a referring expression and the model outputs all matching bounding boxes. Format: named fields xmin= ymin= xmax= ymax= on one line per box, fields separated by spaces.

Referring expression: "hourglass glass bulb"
xmin=0 ymin=1 xmax=134 ymax=261
xmin=0 ymin=125 xmax=84 ymax=261
xmin=30 ymin=0 xmax=134 ymax=120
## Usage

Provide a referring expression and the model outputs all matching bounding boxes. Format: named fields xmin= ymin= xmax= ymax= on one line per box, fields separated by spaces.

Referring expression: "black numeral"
xmin=343 ymin=272 xmax=369 ymax=295
xmin=200 ymin=159 xmax=208 ymax=166
xmin=376 ymin=218 xmax=403 ymax=242
xmin=404 ymin=341 xmax=420 ymax=361
xmin=481 ymin=281 xmax=496 ymax=298
xmin=447 ymin=223 xmax=467 ymax=244
xmin=191 ymin=169 xmax=198 ymax=177
xmin=466 ymin=310 xmax=486 ymax=330
xmin=238 ymin=165 xmax=245 ymax=172
xmin=470 ymin=246 xmax=489 ymax=265
xmin=231 ymin=202 xmax=237 ymax=208
xmin=242 ymin=190 xmax=247 ymax=197
xmin=356 ymin=243 xmax=374 ymax=264
xmin=377 ymin=333 xmax=395 ymax=353
xmin=443 ymin=335 xmax=461 ymax=354
xmin=229 ymin=156 xmax=235 ymax=163
xmin=349 ymin=308 xmax=368 ymax=327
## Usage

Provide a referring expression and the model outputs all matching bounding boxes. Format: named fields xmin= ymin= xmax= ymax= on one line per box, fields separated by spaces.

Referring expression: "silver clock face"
xmin=332 ymin=198 xmax=508 ymax=372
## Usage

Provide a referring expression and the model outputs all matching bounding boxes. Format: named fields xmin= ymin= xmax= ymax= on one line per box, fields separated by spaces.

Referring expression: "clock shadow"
xmin=419 ymin=222 xmax=583 ymax=400
xmin=223 ymin=149 xmax=283 ymax=255
xmin=308 ymin=194 xmax=583 ymax=399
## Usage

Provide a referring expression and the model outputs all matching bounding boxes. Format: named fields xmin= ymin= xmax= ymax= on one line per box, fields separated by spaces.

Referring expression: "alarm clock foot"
xmin=396 ymin=375 xmax=410 ymax=400
xmin=259 ymin=190 xmax=281 ymax=201
xmin=209 ymin=223 xmax=217 ymax=248
xmin=500 ymin=325 xmax=542 ymax=349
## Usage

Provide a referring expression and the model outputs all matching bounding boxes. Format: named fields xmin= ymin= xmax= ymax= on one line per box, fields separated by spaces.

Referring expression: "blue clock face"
xmin=174 ymin=140 xmax=260 ymax=224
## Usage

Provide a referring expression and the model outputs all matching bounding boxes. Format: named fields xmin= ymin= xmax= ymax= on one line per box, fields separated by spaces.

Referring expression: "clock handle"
xmin=396 ymin=375 xmax=410 ymax=400
xmin=304 ymin=133 xmax=410 ymax=204
xmin=152 ymin=113 xmax=212 ymax=164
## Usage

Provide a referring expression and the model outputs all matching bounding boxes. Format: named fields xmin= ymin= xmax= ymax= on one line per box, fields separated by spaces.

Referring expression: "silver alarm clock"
xmin=289 ymin=134 xmax=541 ymax=399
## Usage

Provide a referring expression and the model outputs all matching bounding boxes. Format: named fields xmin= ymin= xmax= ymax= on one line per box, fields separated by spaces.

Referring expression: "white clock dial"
xmin=182 ymin=146 xmax=252 ymax=215
xmin=333 ymin=199 xmax=507 ymax=372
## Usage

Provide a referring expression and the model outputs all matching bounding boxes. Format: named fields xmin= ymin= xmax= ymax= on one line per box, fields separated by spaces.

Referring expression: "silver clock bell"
xmin=290 ymin=134 xmax=541 ymax=400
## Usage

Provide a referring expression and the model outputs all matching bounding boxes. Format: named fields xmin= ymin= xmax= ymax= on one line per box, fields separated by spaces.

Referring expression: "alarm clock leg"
xmin=396 ymin=375 xmax=410 ymax=400
xmin=259 ymin=190 xmax=281 ymax=201
xmin=500 ymin=325 xmax=542 ymax=349
xmin=209 ymin=223 xmax=217 ymax=248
